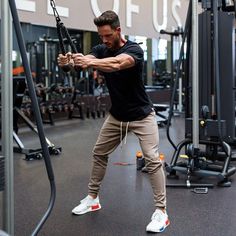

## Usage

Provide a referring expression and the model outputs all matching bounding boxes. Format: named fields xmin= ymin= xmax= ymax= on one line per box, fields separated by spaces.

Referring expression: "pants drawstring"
xmin=120 ymin=121 xmax=129 ymax=148
xmin=124 ymin=122 xmax=129 ymax=144
xmin=120 ymin=121 xmax=123 ymax=145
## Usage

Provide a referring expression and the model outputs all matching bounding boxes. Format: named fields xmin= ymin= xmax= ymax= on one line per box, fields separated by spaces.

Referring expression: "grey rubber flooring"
xmin=1 ymin=114 xmax=236 ymax=236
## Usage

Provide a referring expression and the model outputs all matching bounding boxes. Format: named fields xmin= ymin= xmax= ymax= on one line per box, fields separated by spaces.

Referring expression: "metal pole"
xmin=1 ymin=0 xmax=14 ymax=235
xmin=178 ymin=76 xmax=183 ymax=112
xmin=178 ymin=31 xmax=183 ymax=113
xmin=44 ymin=39 xmax=49 ymax=101
xmin=192 ymin=0 xmax=199 ymax=149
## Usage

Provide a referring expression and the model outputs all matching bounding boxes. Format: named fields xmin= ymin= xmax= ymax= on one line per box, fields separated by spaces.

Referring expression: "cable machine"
xmin=165 ymin=0 xmax=236 ymax=190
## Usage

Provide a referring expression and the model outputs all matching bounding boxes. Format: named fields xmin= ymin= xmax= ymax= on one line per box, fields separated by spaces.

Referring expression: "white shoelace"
xmin=152 ymin=210 xmax=165 ymax=222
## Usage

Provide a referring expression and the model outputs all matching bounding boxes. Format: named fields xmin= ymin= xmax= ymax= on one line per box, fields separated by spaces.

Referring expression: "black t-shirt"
xmin=90 ymin=40 xmax=153 ymax=121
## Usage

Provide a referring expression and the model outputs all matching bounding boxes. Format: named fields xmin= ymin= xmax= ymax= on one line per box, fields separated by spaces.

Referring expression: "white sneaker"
xmin=146 ymin=209 xmax=170 ymax=233
xmin=72 ymin=195 xmax=101 ymax=215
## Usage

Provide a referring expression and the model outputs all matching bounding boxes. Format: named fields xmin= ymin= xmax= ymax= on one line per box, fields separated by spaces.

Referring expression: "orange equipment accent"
xmin=12 ymin=66 xmax=24 ymax=75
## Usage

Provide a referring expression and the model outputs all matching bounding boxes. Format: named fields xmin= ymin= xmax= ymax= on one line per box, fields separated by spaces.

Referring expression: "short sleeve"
xmin=123 ymin=44 xmax=144 ymax=65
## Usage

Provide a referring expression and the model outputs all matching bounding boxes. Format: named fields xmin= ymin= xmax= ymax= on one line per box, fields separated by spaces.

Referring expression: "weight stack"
xmin=0 ymin=156 xmax=5 ymax=191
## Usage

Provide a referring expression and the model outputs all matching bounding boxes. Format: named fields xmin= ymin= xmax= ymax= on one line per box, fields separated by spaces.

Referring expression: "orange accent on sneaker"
xmin=91 ymin=204 xmax=100 ymax=211
xmin=165 ymin=219 xmax=170 ymax=226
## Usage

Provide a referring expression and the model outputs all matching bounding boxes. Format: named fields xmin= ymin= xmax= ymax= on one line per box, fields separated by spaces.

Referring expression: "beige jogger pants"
xmin=88 ymin=111 xmax=166 ymax=209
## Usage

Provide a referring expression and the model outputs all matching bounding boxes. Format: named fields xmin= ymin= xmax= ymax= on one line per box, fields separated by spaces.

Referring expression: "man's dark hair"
xmin=94 ymin=10 xmax=120 ymax=29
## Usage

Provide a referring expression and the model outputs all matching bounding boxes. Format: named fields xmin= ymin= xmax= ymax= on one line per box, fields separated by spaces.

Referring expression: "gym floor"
xmin=1 ymin=114 xmax=236 ymax=236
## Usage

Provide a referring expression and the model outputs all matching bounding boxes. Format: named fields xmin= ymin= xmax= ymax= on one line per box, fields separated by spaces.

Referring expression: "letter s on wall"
xmin=172 ymin=0 xmax=182 ymax=28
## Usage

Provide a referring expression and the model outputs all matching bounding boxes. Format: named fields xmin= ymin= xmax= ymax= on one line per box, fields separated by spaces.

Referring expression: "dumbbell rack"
xmin=0 ymin=76 xmax=62 ymax=161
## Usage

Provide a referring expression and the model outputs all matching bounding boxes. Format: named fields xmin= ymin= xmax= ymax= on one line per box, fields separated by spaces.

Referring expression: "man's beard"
xmin=109 ymin=37 xmax=120 ymax=51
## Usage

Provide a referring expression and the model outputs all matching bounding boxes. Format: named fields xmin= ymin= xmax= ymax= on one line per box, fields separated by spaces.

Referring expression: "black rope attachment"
xmin=50 ymin=0 xmax=78 ymax=54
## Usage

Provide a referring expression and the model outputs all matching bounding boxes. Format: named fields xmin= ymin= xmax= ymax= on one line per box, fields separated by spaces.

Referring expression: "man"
xmin=58 ymin=10 xmax=169 ymax=233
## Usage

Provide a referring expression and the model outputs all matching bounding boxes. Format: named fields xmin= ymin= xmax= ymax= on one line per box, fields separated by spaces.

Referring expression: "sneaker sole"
xmin=146 ymin=219 xmax=170 ymax=233
xmin=72 ymin=204 xmax=101 ymax=215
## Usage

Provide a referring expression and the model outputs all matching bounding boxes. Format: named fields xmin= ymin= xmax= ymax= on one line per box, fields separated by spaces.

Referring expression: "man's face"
xmin=97 ymin=25 xmax=121 ymax=50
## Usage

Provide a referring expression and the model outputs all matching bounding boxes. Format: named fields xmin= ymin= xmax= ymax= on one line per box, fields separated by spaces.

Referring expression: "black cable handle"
xmin=50 ymin=0 xmax=83 ymax=73
xmin=50 ymin=0 xmax=79 ymax=54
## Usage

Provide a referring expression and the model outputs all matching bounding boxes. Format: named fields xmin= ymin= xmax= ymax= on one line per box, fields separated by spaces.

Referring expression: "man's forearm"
xmin=72 ymin=53 xmax=135 ymax=72
xmin=88 ymin=57 xmax=121 ymax=72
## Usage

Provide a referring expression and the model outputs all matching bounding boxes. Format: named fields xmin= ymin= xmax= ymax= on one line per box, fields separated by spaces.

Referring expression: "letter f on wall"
xmin=126 ymin=0 xmax=140 ymax=28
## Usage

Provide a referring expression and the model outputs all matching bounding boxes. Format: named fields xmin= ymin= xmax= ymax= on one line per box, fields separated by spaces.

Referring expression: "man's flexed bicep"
xmin=115 ymin=53 xmax=136 ymax=70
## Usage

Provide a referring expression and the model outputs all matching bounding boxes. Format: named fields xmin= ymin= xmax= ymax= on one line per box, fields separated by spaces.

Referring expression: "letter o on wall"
xmin=90 ymin=0 xmax=120 ymax=16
